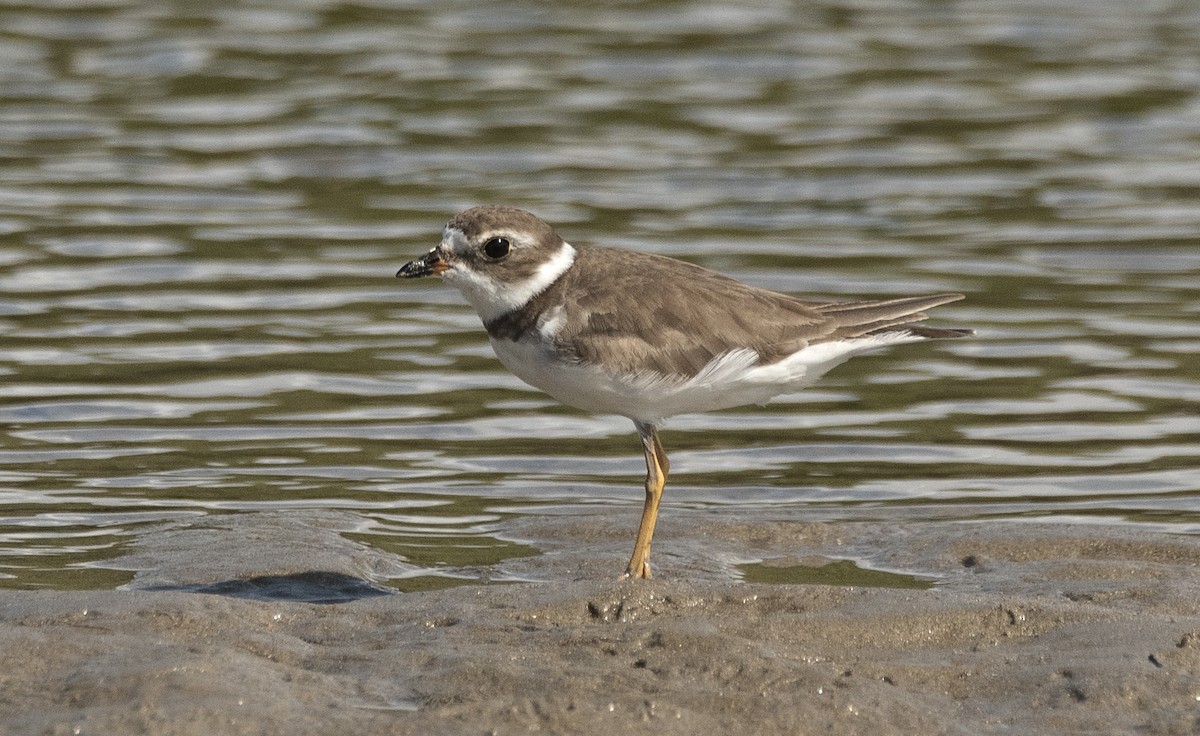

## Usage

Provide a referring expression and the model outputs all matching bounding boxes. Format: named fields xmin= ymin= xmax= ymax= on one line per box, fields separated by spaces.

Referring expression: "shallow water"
xmin=1 ymin=0 xmax=1198 ymax=590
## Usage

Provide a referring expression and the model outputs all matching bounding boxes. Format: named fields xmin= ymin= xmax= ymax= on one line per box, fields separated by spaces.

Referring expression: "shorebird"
xmin=399 ymin=206 xmax=971 ymax=578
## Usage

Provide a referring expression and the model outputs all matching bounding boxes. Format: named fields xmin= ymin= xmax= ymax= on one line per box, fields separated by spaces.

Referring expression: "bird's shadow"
xmin=140 ymin=570 xmax=395 ymax=604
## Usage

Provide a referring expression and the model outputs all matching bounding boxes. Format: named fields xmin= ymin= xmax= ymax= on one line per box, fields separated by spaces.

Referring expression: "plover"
xmin=398 ymin=206 xmax=971 ymax=578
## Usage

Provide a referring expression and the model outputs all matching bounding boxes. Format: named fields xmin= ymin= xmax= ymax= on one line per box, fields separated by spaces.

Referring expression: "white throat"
xmin=445 ymin=241 xmax=577 ymax=322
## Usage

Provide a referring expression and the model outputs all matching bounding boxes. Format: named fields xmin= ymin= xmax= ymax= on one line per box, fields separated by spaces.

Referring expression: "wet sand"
xmin=2 ymin=517 xmax=1199 ymax=735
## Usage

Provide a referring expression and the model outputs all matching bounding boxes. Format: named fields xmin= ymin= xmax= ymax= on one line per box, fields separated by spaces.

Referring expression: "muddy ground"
xmin=2 ymin=515 xmax=1199 ymax=735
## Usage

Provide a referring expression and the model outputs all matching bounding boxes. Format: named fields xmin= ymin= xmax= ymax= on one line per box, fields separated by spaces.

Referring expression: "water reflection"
xmin=1 ymin=0 xmax=1198 ymax=588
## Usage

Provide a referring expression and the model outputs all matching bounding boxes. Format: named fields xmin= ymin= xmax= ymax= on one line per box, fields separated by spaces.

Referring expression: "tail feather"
xmin=814 ymin=293 xmax=971 ymax=342
xmin=893 ymin=325 xmax=974 ymax=339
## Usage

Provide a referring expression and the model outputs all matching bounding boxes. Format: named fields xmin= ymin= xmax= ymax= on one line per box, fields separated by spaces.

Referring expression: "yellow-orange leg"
xmin=624 ymin=422 xmax=670 ymax=579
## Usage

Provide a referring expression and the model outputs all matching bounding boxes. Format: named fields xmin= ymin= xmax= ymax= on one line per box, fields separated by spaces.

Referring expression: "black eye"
xmin=483 ymin=237 xmax=510 ymax=259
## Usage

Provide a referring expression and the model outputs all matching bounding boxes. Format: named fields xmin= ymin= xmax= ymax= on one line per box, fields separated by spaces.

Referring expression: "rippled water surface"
xmin=3 ymin=0 xmax=1199 ymax=589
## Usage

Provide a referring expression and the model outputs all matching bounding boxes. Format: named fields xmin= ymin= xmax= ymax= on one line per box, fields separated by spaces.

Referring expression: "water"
xmin=2 ymin=0 xmax=1198 ymax=590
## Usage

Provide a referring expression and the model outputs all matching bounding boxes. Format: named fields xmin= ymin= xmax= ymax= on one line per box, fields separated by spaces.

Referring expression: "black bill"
xmin=396 ymin=249 xmax=446 ymax=278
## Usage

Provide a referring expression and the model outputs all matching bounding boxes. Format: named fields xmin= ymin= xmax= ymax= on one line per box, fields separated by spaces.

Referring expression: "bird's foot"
xmin=621 ymin=560 xmax=652 ymax=580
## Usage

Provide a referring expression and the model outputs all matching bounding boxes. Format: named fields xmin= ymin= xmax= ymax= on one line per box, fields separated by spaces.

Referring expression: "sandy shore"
xmin=2 ymin=516 xmax=1199 ymax=735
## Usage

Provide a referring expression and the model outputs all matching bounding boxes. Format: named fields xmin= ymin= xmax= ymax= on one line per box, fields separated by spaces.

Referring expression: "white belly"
xmin=488 ymin=333 xmax=920 ymax=425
